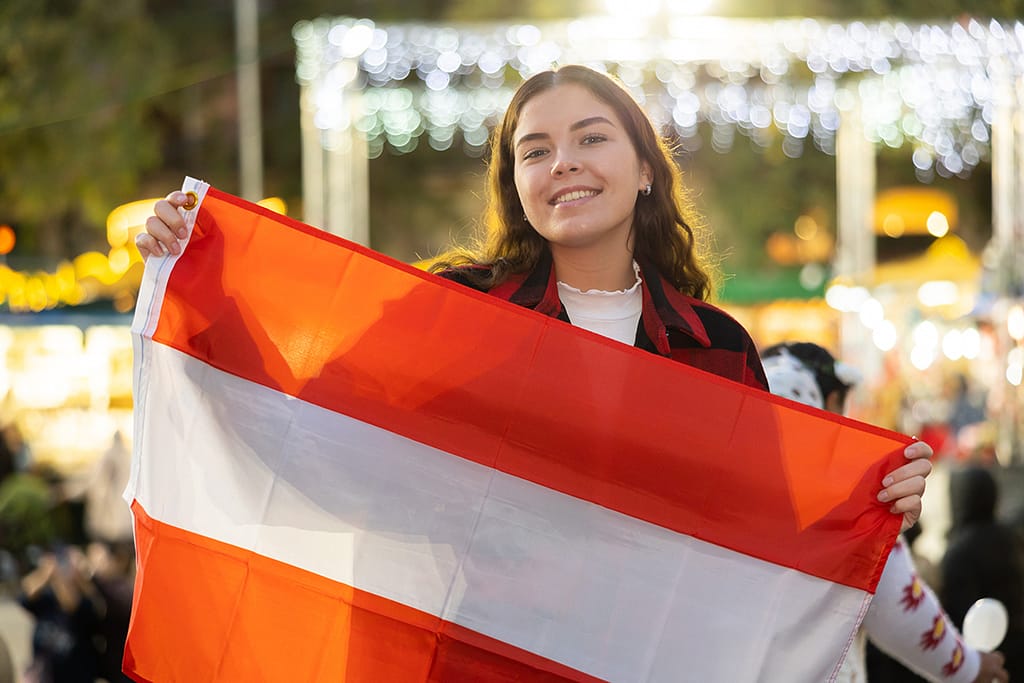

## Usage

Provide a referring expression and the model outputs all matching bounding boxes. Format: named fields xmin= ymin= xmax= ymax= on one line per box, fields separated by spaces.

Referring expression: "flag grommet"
xmin=182 ymin=191 xmax=199 ymax=211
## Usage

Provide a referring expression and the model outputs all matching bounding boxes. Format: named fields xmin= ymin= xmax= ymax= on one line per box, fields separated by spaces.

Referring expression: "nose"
xmin=550 ymin=155 xmax=580 ymax=177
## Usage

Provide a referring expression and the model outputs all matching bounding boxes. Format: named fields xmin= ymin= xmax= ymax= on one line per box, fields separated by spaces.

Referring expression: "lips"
xmin=550 ymin=188 xmax=600 ymax=205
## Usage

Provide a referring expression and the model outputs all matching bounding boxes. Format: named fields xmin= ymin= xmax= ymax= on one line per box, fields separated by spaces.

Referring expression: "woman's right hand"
xmin=135 ymin=190 xmax=192 ymax=259
xmin=974 ymin=650 xmax=1008 ymax=683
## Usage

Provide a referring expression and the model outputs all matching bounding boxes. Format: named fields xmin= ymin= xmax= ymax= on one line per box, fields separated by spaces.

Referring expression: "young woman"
xmin=136 ymin=65 xmax=930 ymax=527
xmin=762 ymin=342 xmax=1008 ymax=683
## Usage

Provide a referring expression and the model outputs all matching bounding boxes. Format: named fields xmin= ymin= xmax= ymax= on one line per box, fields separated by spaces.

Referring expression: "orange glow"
xmin=0 ymin=225 xmax=15 ymax=255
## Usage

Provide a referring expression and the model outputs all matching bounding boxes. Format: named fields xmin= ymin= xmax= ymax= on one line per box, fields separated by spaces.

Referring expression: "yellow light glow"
xmin=257 ymin=197 xmax=288 ymax=215
xmin=911 ymin=345 xmax=936 ymax=371
xmin=874 ymin=186 xmax=957 ymax=235
xmin=75 ymin=251 xmax=112 ymax=280
xmin=1008 ymin=348 xmax=1024 ymax=386
xmin=859 ymin=298 xmax=884 ymax=328
xmin=604 ymin=0 xmax=713 ymax=17
xmin=794 ymin=215 xmax=818 ymax=241
xmin=605 ymin=0 xmax=660 ymax=16
xmin=962 ymin=327 xmax=981 ymax=359
xmin=882 ymin=213 xmax=905 ymax=238
xmin=873 ymin=320 xmax=898 ymax=351
xmin=926 ymin=211 xmax=950 ymax=237
xmin=7 ymin=286 xmax=25 ymax=310
xmin=26 ymin=279 xmax=48 ymax=312
xmin=669 ymin=0 xmax=715 ymax=14
xmin=55 ymin=262 xmax=77 ymax=299
xmin=40 ymin=326 xmax=84 ymax=352
xmin=913 ymin=320 xmax=939 ymax=349
xmin=107 ymin=198 xmax=160 ymax=248
xmin=917 ymin=280 xmax=959 ymax=307
xmin=1009 ymin=305 xmax=1024 ymax=341
xmin=108 ymin=247 xmax=131 ymax=276
xmin=825 ymin=282 xmax=869 ymax=313
xmin=42 ymin=273 xmax=61 ymax=304
xmin=942 ymin=329 xmax=963 ymax=360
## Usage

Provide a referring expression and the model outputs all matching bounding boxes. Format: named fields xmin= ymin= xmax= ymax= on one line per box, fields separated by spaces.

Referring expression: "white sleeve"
xmin=862 ymin=538 xmax=980 ymax=683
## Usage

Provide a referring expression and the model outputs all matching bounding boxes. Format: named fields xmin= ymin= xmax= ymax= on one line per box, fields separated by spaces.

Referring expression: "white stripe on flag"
xmin=131 ymin=341 xmax=867 ymax=682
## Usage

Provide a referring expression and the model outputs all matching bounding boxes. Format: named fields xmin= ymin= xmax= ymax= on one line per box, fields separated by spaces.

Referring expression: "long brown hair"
xmin=431 ymin=65 xmax=714 ymax=300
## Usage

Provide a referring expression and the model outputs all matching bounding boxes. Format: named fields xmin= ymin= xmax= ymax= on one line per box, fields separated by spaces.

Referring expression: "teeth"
xmin=554 ymin=190 xmax=597 ymax=203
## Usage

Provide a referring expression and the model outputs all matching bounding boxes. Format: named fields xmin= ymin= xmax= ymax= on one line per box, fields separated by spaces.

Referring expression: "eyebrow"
xmin=514 ymin=116 xmax=615 ymax=148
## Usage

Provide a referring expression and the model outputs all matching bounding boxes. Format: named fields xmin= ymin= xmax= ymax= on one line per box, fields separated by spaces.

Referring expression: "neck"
xmin=550 ymin=243 xmax=636 ymax=292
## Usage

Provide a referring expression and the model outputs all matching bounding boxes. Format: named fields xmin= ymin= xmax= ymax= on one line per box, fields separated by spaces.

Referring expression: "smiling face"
xmin=512 ymin=83 xmax=652 ymax=260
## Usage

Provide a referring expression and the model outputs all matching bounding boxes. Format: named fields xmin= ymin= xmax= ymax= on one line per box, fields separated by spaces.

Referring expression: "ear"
xmin=639 ymin=162 xmax=653 ymax=191
xmin=824 ymin=391 xmax=845 ymax=415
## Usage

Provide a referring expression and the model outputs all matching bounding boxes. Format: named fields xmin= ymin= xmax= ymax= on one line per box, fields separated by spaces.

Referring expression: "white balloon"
xmin=962 ymin=598 xmax=1008 ymax=652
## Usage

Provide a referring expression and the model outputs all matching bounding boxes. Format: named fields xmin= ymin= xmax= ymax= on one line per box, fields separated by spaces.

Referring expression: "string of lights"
xmin=295 ymin=16 xmax=1024 ymax=180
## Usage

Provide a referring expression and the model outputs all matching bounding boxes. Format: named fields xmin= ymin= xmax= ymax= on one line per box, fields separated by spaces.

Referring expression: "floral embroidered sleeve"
xmin=862 ymin=539 xmax=980 ymax=683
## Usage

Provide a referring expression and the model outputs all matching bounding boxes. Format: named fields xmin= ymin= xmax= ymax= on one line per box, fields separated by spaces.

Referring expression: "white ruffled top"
xmin=556 ymin=261 xmax=643 ymax=346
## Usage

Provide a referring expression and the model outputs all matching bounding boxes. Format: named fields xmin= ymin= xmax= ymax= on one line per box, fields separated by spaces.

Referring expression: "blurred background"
xmin=2 ymin=1 xmax=1024 ymax=681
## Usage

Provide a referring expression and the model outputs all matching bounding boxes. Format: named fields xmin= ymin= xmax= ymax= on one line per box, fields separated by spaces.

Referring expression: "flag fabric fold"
xmin=125 ymin=177 xmax=909 ymax=682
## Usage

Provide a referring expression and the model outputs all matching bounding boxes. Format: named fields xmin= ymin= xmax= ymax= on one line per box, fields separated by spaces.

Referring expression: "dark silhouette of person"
xmin=941 ymin=466 xmax=1024 ymax=678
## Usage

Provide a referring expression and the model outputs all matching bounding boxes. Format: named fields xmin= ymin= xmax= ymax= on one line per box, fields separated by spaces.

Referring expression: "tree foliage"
xmin=0 ymin=0 xmax=171 ymax=259
xmin=0 ymin=0 xmax=1019 ymax=264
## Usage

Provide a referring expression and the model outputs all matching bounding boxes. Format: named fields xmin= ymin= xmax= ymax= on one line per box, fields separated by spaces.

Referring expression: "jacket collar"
xmin=489 ymin=249 xmax=711 ymax=354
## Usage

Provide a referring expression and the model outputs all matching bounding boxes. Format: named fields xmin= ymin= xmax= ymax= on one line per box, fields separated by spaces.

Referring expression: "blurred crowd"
xmin=867 ymin=464 xmax=1024 ymax=681
xmin=0 ymin=379 xmax=1021 ymax=681
xmin=0 ymin=428 xmax=134 ymax=683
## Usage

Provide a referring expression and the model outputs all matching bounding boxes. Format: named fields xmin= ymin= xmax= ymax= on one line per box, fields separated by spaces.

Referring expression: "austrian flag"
xmin=125 ymin=178 xmax=909 ymax=682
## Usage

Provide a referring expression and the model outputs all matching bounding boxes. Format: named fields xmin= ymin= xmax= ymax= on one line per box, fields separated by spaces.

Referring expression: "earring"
xmin=641 ymin=183 xmax=653 ymax=196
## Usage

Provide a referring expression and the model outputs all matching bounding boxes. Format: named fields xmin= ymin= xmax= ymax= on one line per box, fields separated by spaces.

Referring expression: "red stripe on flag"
xmin=149 ymin=188 xmax=906 ymax=592
xmin=124 ymin=501 xmax=605 ymax=683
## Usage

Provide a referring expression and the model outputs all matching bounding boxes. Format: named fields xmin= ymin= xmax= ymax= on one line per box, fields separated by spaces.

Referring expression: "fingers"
xmin=879 ymin=455 xmax=929 ymax=532
xmin=158 ymin=191 xmax=191 ymax=237
xmin=134 ymin=232 xmax=164 ymax=259
xmin=134 ymin=191 xmax=191 ymax=260
xmin=878 ymin=474 xmax=926 ymax=504
xmin=977 ymin=650 xmax=1008 ymax=683
xmin=882 ymin=458 xmax=932 ymax=489
xmin=139 ymin=215 xmax=181 ymax=257
xmin=902 ymin=440 xmax=933 ymax=461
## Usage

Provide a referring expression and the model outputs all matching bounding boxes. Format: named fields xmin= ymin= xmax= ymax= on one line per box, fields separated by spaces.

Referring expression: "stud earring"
xmin=641 ymin=183 xmax=653 ymax=196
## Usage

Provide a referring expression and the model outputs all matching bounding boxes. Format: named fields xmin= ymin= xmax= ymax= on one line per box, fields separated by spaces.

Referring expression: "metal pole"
xmin=835 ymin=91 xmax=878 ymax=381
xmin=990 ymin=60 xmax=1016 ymax=465
xmin=235 ymin=0 xmax=263 ymax=201
xmin=299 ymin=86 xmax=324 ymax=229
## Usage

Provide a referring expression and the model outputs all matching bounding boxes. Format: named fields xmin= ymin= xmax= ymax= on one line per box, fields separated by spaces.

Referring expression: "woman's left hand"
xmin=878 ymin=440 xmax=933 ymax=532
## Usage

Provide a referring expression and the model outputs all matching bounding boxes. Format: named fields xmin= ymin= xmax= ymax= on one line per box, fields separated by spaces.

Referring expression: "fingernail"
xmin=877 ymin=491 xmax=890 ymax=502
xmin=882 ymin=475 xmax=894 ymax=487
xmin=170 ymin=242 xmax=181 ymax=255
xmin=177 ymin=228 xmax=187 ymax=238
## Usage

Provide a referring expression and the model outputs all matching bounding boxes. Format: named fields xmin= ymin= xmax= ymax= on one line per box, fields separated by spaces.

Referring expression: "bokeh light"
xmin=296 ymin=15 xmax=1024 ymax=174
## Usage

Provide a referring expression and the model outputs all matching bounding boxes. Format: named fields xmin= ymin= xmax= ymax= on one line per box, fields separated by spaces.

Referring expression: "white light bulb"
xmin=963 ymin=598 xmax=1008 ymax=652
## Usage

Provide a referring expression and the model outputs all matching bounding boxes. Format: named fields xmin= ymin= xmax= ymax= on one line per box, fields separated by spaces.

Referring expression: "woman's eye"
xmin=582 ymin=134 xmax=606 ymax=144
xmin=523 ymin=148 xmax=547 ymax=160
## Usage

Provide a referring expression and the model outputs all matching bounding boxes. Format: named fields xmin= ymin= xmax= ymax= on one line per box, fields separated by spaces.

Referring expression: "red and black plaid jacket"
xmin=438 ymin=249 xmax=769 ymax=391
